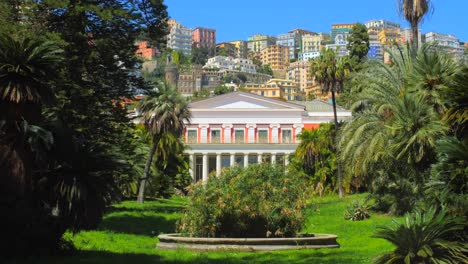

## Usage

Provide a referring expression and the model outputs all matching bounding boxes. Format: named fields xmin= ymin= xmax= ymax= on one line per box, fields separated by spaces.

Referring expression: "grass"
xmin=11 ymin=194 xmax=401 ymax=264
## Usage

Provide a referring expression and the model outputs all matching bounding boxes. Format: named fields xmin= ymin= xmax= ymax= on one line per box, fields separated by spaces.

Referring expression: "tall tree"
xmin=346 ymin=23 xmax=370 ymax=64
xmin=398 ymin=0 xmax=433 ymax=49
xmin=310 ymin=49 xmax=352 ymax=198
xmin=137 ymin=82 xmax=191 ymax=203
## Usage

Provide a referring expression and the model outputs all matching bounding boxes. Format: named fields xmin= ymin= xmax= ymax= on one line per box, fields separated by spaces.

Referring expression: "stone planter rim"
xmin=157 ymin=233 xmax=340 ymax=251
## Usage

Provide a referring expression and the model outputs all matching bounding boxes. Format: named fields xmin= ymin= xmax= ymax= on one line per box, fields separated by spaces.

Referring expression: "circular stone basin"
xmin=157 ymin=233 xmax=339 ymax=252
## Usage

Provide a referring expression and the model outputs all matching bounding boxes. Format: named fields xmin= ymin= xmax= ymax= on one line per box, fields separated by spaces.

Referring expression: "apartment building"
xmin=260 ymin=45 xmax=290 ymax=71
xmin=287 ymin=61 xmax=313 ymax=93
xmin=364 ymin=20 xmax=400 ymax=30
xmin=135 ymin=41 xmax=158 ymax=59
xmin=247 ymin=34 xmax=277 ymax=53
xmin=244 ymin=79 xmax=301 ymax=101
xmin=203 ymin=56 xmax=256 ymax=74
xmin=401 ymin=28 xmax=422 ymax=46
xmin=378 ymin=28 xmax=402 ymax=45
xmin=228 ymin=40 xmax=249 ymax=58
xmin=331 ymin=23 xmax=356 ymax=44
xmin=276 ymin=32 xmax=301 ymax=59
xmin=193 ymin=27 xmax=216 ymax=48
xmin=167 ymin=20 xmax=192 ymax=55
xmin=216 ymin=42 xmax=237 ymax=57
xmin=425 ymin=32 xmax=461 ymax=48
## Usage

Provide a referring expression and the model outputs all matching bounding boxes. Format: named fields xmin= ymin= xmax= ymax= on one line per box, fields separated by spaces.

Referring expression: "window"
xmin=234 ymin=130 xmax=244 ymax=143
xmin=282 ymin=129 xmax=292 ymax=143
xmin=211 ymin=129 xmax=221 ymax=143
xmin=272 ymin=91 xmax=276 ymax=96
xmin=258 ymin=130 xmax=268 ymax=143
xmin=187 ymin=130 xmax=198 ymax=144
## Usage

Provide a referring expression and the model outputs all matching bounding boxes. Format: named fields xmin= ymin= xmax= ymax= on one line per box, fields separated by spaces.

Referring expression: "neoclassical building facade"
xmin=183 ymin=92 xmax=351 ymax=182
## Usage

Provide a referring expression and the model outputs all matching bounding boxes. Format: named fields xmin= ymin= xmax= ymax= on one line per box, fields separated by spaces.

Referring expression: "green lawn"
xmin=12 ymin=194 xmax=400 ymax=264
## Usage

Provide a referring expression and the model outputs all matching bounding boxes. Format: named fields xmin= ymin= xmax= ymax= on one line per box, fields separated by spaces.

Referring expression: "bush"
xmin=177 ymin=164 xmax=310 ymax=238
xmin=374 ymin=208 xmax=467 ymax=264
xmin=344 ymin=200 xmax=371 ymax=221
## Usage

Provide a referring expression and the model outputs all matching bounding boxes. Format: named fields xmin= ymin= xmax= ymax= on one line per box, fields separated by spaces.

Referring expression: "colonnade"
xmin=188 ymin=152 xmax=291 ymax=182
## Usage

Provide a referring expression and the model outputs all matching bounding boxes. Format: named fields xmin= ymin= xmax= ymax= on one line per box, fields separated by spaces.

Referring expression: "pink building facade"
xmin=192 ymin=27 xmax=216 ymax=48
xmin=183 ymin=92 xmax=351 ymax=182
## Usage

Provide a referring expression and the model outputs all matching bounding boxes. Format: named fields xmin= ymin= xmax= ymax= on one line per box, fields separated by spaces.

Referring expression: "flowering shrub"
xmin=177 ymin=164 xmax=310 ymax=238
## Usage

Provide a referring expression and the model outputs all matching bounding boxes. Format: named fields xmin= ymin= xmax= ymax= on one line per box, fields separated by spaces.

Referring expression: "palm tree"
xmin=136 ymin=82 xmax=190 ymax=203
xmin=442 ymin=65 xmax=468 ymax=137
xmin=310 ymin=49 xmax=352 ymax=198
xmin=0 ymin=34 xmax=63 ymax=194
xmin=340 ymin=45 xmax=451 ymax=214
xmin=398 ymin=0 xmax=433 ymax=49
xmin=374 ymin=208 xmax=467 ymax=264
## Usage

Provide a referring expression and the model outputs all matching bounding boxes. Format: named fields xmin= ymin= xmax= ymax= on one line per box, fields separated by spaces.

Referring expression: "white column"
xmin=294 ymin=124 xmax=304 ymax=143
xmin=244 ymin=153 xmax=249 ymax=168
xmin=284 ymin=153 xmax=290 ymax=166
xmin=270 ymin=124 xmax=279 ymax=143
xmin=189 ymin=153 xmax=195 ymax=181
xmin=216 ymin=153 xmax=222 ymax=177
xmin=200 ymin=125 xmax=208 ymax=143
xmin=247 ymin=124 xmax=256 ymax=143
xmin=230 ymin=153 xmax=235 ymax=167
xmin=223 ymin=124 xmax=232 ymax=143
xmin=202 ymin=153 xmax=208 ymax=182
xmin=271 ymin=153 xmax=276 ymax=164
xmin=257 ymin=153 xmax=262 ymax=164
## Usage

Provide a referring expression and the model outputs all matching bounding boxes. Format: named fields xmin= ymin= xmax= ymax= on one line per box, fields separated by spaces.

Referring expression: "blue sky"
xmin=166 ymin=0 xmax=467 ymax=42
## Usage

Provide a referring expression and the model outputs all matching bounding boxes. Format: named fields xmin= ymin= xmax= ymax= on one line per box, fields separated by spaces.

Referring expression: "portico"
xmin=183 ymin=91 xmax=351 ymax=182
xmin=187 ymin=145 xmax=295 ymax=182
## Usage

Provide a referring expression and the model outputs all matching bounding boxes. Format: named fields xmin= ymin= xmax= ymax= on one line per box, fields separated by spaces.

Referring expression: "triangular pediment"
xmin=215 ymin=101 xmax=268 ymax=109
xmin=189 ymin=91 xmax=305 ymax=110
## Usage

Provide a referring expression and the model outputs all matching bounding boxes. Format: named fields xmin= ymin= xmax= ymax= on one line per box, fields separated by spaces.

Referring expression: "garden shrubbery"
xmin=177 ymin=164 xmax=310 ymax=238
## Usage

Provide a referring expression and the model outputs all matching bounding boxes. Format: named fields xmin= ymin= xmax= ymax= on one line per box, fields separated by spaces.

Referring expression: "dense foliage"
xmin=374 ymin=208 xmax=467 ymax=264
xmin=310 ymin=49 xmax=353 ymax=198
xmin=340 ymin=45 xmax=464 ymax=215
xmin=0 ymin=0 xmax=172 ymax=257
xmin=177 ymin=164 xmax=310 ymax=238
xmin=346 ymin=23 xmax=370 ymax=63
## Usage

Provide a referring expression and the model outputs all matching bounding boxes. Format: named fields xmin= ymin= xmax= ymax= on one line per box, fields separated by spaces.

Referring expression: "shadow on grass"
xmin=99 ymin=214 xmax=178 ymax=236
xmin=16 ymin=249 xmax=358 ymax=264
xmin=108 ymin=205 xmax=184 ymax=214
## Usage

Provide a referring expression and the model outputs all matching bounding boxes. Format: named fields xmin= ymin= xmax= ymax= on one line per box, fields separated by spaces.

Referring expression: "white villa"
xmin=184 ymin=92 xmax=351 ymax=182
xmin=203 ymin=56 xmax=257 ymax=74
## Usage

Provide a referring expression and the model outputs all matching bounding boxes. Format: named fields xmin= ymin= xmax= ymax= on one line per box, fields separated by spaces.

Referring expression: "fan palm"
xmin=0 ymin=34 xmax=62 ymax=194
xmin=374 ymin=208 xmax=467 ymax=264
xmin=398 ymin=0 xmax=433 ymax=49
xmin=442 ymin=65 xmax=468 ymax=137
xmin=0 ymin=34 xmax=63 ymax=121
xmin=136 ymin=82 xmax=191 ymax=203
xmin=426 ymin=137 xmax=468 ymax=217
xmin=408 ymin=46 xmax=457 ymax=114
xmin=310 ymin=49 xmax=352 ymax=198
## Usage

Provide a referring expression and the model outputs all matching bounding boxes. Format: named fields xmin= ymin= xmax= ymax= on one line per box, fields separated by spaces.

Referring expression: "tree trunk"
xmin=331 ymin=90 xmax=344 ymax=198
xmin=412 ymin=25 xmax=419 ymax=50
xmin=137 ymin=142 xmax=157 ymax=204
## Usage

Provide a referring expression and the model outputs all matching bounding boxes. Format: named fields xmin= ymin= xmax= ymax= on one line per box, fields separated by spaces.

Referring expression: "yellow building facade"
xmin=244 ymin=79 xmax=301 ymax=101
xmin=302 ymin=33 xmax=328 ymax=53
xmin=260 ymin=45 xmax=290 ymax=71
xmin=228 ymin=40 xmax=248 ymax=58
xmin=378 ymin=28 xmax=401 ymax=45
